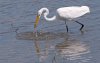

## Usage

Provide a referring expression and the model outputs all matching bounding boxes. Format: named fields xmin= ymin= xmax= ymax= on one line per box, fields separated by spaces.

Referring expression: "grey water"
xmin=0 ymin=0 xmax=100 ymax=63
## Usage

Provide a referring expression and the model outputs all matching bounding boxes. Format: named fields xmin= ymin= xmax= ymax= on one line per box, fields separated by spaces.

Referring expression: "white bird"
xmin=34 ymin=6 xmax=90 ymax=32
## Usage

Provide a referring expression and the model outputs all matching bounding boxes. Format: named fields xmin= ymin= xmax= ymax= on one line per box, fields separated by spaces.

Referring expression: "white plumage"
xmin=57 ymin=6 xmax=90 ymax=19
xmin=34 ymin=6 xmax=90 ymax=32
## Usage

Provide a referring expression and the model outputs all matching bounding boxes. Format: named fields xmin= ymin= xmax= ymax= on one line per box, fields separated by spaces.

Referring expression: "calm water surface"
xmin=0 ymin=0 xmax=100 ymax=63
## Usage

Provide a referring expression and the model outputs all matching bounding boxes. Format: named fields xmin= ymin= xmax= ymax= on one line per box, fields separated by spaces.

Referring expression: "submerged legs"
xmin=65 ymin=21 xmax=68 ymax=32
xmin=64 ymin=20 xmax=84 ymax=32
xmin=75 ymin=21 xmax=84 ymax=31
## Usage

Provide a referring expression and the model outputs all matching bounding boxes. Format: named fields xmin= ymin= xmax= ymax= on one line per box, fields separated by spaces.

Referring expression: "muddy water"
xmin=0 ymin=0 xmax=100 ymax=63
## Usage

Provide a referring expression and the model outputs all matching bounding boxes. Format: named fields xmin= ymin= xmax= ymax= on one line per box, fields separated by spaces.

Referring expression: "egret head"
xmin=34 ymin=8 xmax=47 ymax=29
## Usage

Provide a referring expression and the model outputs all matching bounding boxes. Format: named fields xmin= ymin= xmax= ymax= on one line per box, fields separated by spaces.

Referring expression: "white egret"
xmin=34 ymin=6 xmax=90 ymax=32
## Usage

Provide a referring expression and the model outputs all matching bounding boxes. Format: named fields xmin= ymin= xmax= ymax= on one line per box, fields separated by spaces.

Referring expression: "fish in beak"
xmin=34 ymin=14 xmax=40 ymax=30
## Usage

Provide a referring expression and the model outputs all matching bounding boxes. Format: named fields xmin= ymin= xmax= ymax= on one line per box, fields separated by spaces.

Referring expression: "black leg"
xmin=65 ymin=21 xmax=68 ymax=32
xmin=75 ymin=21 xmax=84 ymax=30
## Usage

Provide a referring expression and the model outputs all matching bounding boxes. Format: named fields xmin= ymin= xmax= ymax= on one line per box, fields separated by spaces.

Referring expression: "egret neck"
xmin=34 ymin=8 xmax=56 ymax=32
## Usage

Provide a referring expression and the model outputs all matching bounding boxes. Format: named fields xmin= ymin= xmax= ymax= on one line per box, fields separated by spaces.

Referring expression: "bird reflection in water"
xmin=33 ymin=32 xmax=62 ymax=63
xmin=16 ymin=32 xmax=91 ymax=62
xmin=33 ymin=39 xmax=50 ymax=63
xmin=55 ymin=39 xmax=91 ymax=62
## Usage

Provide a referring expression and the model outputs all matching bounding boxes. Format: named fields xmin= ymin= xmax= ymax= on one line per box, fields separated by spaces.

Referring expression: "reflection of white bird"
xmin=34 ymin=6 xmax=90 ymax=32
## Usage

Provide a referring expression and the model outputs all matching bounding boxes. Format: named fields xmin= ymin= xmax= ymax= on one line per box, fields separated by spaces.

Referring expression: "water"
xmin=0 ymin=0 xmax=100 ymax=63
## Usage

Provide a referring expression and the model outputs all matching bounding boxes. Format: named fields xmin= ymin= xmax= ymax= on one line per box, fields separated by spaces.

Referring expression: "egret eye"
xmin=38 ymin=13 xmax=41 ymax=16
xmin=38 ymin=13 xmax=40 ymax=16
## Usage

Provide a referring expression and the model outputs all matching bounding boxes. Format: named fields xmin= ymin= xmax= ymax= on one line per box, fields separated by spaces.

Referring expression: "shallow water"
xmin=0 ymin=0 xmax=100 ymax=63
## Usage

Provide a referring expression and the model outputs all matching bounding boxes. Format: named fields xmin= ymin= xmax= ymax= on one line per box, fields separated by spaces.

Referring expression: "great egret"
xmin=34 ymin=6 xmax=90 ymax=32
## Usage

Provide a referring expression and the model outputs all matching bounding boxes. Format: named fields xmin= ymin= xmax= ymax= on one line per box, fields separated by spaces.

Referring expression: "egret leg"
xmin=65 ymin=21 xmax=68 ymax=32
xmin=75 ymin=21 xmax=84 ymax=30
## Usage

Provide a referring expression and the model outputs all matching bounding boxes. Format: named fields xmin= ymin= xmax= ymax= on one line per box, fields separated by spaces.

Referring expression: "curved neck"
xmin=39 ymin=8 xmax=56 ymax=21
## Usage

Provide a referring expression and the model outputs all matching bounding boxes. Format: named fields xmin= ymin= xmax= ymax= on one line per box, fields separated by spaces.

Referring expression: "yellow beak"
xmin=34 ymin=15 xmax=40 ymax=29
